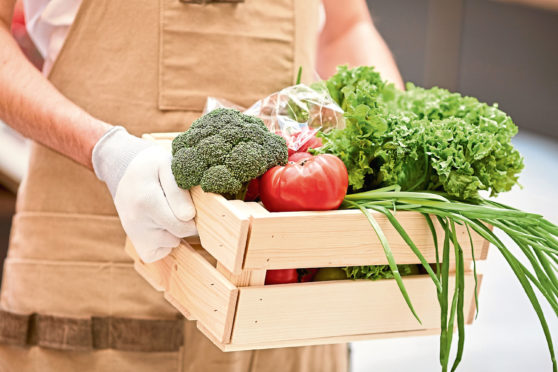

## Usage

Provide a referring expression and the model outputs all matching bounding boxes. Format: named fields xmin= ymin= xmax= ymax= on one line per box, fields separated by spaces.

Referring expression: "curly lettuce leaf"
xmin=316 ymin=66 xmax=524 ymax=199
xmin=343 ymin=264 xmax=419 ymax=280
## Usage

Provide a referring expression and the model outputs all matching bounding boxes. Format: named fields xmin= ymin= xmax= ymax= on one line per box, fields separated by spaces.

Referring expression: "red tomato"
xmin=297 ymin=134 xmax=322 ymax=153
xmin=244 ymin=178 xmax=260 ymax=201
xmin=279 ymin=130 xmax=323 ymax=155
xmin=288 ymin=151 xmax=313 ymax=163
xmin=265 ymin=269 xmax=299 ymax=285
xmin=260 ymin=154 xmax=348 ymax=212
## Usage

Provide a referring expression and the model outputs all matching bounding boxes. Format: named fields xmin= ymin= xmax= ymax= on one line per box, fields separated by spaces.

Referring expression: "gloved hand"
xmin=92 ymin=126 xmax=197 ymax=263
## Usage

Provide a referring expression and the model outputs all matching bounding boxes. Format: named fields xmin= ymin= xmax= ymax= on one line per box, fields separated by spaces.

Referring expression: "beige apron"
xmin=0 ymin=0 xmax=349 ymax=371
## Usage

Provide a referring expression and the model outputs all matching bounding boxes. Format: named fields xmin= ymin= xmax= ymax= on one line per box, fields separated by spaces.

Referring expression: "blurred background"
xmin=0 ymin=0 xmax=556 ymax=370
xmin=367 ymin=0 xmax=558 ymax=139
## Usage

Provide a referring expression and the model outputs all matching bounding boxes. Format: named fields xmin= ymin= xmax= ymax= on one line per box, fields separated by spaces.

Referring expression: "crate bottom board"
xmin=197 ymin=323 xmax=442 ymax=352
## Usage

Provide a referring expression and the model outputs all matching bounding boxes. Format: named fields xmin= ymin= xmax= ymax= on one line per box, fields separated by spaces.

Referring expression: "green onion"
xmin=346 ymin=200 xmax=422 ymax=324
xmin=343 ymin=187 xmax=558 ymax=372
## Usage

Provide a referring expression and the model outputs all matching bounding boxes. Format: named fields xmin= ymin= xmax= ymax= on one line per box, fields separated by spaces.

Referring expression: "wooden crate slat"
xmin=167 ymin=242 xmax=239 ymax=344
xmin=244 ymin=210 xmax=487 ymax=269
xmin=190 ymin=186 xmax=251 ymax=273
xmin=217 ymin=262 xmax=266 ymax=287
xmin=231 ymin=273 xmax=476 ymax=345
xmin=124 ymin=239 xmax=173 ymax=292
xmin=201 ymin=326 xmax=441 ymax=352
xmin=125 ymin=240 xmax=239 ymax=344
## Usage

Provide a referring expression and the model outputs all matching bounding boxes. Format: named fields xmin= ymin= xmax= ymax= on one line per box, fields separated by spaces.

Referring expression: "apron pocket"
xmin=0 ymin=259 xmax=179 ymax=318
xmin=158 ymin=0 xmax=295 ymax=111
xmin=8 ymin=211 xmax=128 ymax=263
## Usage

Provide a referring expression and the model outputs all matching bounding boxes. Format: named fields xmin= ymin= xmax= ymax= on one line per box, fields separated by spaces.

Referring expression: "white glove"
xmin=92 ymin=126 xmax=197 ymax=263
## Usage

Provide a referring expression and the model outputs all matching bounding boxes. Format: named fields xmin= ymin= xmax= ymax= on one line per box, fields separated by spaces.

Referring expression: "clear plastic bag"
xmin=203 ymin=84 xmax=344 ymax=152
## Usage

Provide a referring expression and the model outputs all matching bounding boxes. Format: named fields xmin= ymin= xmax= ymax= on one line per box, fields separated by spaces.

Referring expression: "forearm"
xmin=317 ymin=0 xmax=404 ymax=89
xmin=0 ymin=22 xmax=110 ymax=169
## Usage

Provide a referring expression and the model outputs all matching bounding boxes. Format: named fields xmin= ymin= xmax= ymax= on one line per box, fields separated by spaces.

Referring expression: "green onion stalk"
xmin=342 ymin=185 xmax=558 ymax=372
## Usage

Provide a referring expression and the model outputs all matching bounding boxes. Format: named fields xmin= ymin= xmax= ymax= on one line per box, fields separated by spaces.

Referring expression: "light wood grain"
xmin=244 ymin=209 xmax=488 ymax=269
xmin=190 ymin=186 xmax=251 ymax=274
xmin=217 ymin=262 xmax=266 ymax=287
xmin=124 ymin=239 xmax=173 ymax=291
xmin=201 ymin=326 xmax=442 ymax=352
xmin=168 ymin=243 xmax=238 ymax=343
xmin=231 ymin=274 xmax=475 ymax=344
xmin=218 ymin=200 xmax=268 ymax=286
xmin=125 ymin=239 xmax=239 ymax=344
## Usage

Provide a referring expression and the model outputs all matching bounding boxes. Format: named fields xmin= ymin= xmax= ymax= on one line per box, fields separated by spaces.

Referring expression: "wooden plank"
xmin=217 ymin=262 xmax=266 ymax=287
xmin=190 ymin=186 xmax=251 ymax=274
xmin=124 ymin=238 xmax=174 ymax=292
xmin=125 ymin=239 xmax=239 ymax=344
xmin=231 ymin=274 xmax=475 ymax=344
xmin=218 ymin=200 xmax=268 ymax=286
xmin=201 ymin=326 xmax=442 ymax=352
xmin=245 ymin=210 xmax=488 ymax=269
xmin=167 ymin=242 xmax=239 ymax=344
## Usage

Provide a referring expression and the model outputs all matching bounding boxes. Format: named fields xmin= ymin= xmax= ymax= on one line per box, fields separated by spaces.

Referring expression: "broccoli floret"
xmin=189 ymin=108 xmax=230 ymax=130
xmin=196 ymin=134 xmax=232 ymax=166
xmin=172 ymin=132 xmax=188 ymax=156
xmin=224 ymin=142 xmax=267 ymax=183
xmin=171 ymin=108 xmax=288 ymax=197
xmin=171 ymin=147 xmax=206 ymax=189
xmin=172 ymin=126 xmax=215 ymax=155
xmin=243 ymin=114 xmax=269 ymax=130
xmin=200 ymin=165 xmax=242 ymax=194
xmin=263 ymin=134 xmax=289 ymax=168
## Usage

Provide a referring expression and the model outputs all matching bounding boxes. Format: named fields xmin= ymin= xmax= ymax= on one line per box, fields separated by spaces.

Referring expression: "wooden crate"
xmin=124 ymin=133 xmax=489 ymax=351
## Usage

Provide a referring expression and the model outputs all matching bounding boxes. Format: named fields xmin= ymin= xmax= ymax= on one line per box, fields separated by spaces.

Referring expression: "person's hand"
xmin=92 ymin=126 xmax=197 ymax=263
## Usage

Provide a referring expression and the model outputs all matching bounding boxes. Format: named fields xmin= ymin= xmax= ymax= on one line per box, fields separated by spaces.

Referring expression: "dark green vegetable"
xmin=313 ymin=265 xmax=419 ymax=282
xmin=172 ymin=108 xmax=288 ymax=198
xmin=315 ymin=66 xmax=524 ymax=200
xmin=343 ymin=264 xmax=419 ymax=280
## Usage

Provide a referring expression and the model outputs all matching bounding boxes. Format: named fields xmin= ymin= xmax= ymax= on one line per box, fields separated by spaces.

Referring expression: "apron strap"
xmin=0 ymin=309 xmax=184 ymax=352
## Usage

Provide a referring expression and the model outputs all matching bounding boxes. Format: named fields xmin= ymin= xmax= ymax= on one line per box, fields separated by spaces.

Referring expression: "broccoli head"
xmin=171 ymin=108 xmax=288 ymax=197
xmin=200 ymin=165 xmax=242 ymax=194
xmin=171 ymin=147 xmax=206 ymax=189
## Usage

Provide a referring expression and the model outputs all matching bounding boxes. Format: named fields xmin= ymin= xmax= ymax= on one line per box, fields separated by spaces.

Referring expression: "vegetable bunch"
xmin=315 ymin=66 xmax=524 ymax=200
xmin=317 ymin=66 xmax=557 ymax=372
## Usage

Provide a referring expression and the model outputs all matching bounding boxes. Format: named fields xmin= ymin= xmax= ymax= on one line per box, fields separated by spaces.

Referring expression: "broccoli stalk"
xmin=171 ymin=108 xmax=288 ymax=199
